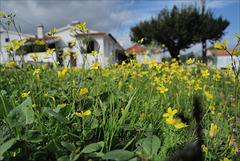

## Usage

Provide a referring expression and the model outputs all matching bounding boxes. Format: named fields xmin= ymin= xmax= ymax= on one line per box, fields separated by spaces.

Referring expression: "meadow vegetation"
xmin=0 ymin=12 xmax=240 ymax=161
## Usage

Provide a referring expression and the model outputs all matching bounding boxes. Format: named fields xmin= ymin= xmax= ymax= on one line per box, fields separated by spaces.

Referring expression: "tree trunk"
xmin=169 ymin=49 xmax=180 ymax=61
xmin=202 ymin=39 xmax=207 ymax=64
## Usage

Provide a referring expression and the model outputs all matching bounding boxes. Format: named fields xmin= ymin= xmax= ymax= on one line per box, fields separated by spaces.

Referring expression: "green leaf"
xmin=58 ymin=155 xmax=69 ymax=161
xmin=43 ymin=107 xmax=70 ymax=124
xmin=102 ymin=150 xmax=136 ymax=161
xmin=0 ymin=138 xmax=17 ymax=160
xmin=6 ymin=97 xmax=34 ymax=127
xmin=142 ymin=135 xmax=161 ymax=157
xmin=81 ymin=141 xmax=104 ymax=153
xmin=120 ymin=124 xmax=134 ymax=131
xmin=87 ymin=152 xmax=104 ymax=158
xmin=90 ymin=119 xmax=99 ymax=129
xmin=61 ymin=141 xmax=76 ymax=152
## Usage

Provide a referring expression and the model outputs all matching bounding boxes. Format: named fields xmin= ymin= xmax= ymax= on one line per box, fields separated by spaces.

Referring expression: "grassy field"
xmin=0 ymin=57 xmax=239 ymax=161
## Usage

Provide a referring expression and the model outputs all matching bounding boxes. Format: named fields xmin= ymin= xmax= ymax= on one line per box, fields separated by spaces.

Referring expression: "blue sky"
xmin=1 ymin=0 xmax=239 ymax=55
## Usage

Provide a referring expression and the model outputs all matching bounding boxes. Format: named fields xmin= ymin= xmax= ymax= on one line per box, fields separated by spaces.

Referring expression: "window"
xmin=86 ymin=41 xmax=94 ymax=53
xmin=5 ymin=38 xmax=9 ymax=42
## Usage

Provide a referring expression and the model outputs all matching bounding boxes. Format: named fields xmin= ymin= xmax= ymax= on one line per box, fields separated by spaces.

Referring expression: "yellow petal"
xmin=74 ymin=112 xmax=83 ymax=117
xmin=83 ymin=110 xmax=91 ymax=116
xmin=214 ymin=43 xmax=224 ymax=49
xmin=222 ymin=39 xmax=227 ymax=49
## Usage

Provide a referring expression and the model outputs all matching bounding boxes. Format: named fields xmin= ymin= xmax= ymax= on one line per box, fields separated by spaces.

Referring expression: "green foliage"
xmin=130 ymin=5 xmax=229 ymax=60
xmin=6 ymin=97 xmax=34 ymax=127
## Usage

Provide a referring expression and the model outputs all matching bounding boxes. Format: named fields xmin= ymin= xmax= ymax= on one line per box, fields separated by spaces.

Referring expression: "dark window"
xmin=86 ymin=41 xmax=94 ymax=53
xmin=70 ymin=52 xmax=77 ymax=67
xmin=5 ymin=38 xmax=9 ymax=42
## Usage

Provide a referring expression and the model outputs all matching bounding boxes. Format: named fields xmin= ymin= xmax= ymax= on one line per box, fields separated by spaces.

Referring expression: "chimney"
xmin=37 ymin=24 xmax=44 ymax=39
xmin=72 ymin=21 xmax=80 ymax=26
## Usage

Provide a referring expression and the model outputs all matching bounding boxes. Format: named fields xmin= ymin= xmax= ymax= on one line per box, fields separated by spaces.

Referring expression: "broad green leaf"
xmin=0 ymin=138 xmax=17 ymax=160
xmin=88 ymin=152 xmax=104 ymax=157
xmin=81 ymin=141 xmax=104 ymax=153
xmin=61 ymin=141 xmax=76 ymax=152
xmin=102 ymin=150 xmax=136 ymax=161
xmin=142 ymin=135 xmax=161 ymax=157
xmin=6 ymin=97 xmax=34 ymax=127
xmin=43 ymin=107 xmax=70 ymax=124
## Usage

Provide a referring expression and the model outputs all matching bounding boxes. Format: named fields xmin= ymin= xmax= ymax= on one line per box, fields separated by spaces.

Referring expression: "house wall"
xmin=0 ymin=30 xmax=34 ymax=65
xmin=77 ymin=35 xmax=106 ymax=68
xmin=136 ymin=51 xmax=162 ymax=64
xmin=216 ymin=55 xmax=238 ymax=70
xmin=9 ymin=51 xmax=57 ymax=65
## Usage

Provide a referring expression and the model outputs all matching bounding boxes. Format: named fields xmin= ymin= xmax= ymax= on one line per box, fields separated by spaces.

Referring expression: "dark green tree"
xmin=130 ymin=5 xmax=229 ymax=61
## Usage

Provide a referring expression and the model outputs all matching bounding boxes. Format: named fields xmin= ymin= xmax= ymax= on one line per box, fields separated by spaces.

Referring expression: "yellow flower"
xmin=21 ymin=91 xmax=30 ymax=97
xmin=214 ymin=39 xmax=227 ymax=50
xmin=174 ymin=120 xmax=188 ymax=129
xmin=230 ymin=147 xmax=239 ymax=155
xmin=73 ymin=52 xmax=77 ymax=59
xmin=74 ymin=110 xmax=91 ymax=117
xmin=33 ymin=68 xmax=40 ymax=75
xmin=227 ymin=134 xmax=234 ymax=146
xmin=50 ymin=96 xmax=55 ymax=101
xmin=166 ymin=116 xmax=176 ymax=125
xmin=223 ymin=158 xmax=231 ymax=161
xmin=36 ymin=75 xmax=40 ymax=80
xmin=44 ymin=92 xmax=48 ymax=97
xmin=201 ymin=144 xmax=207 ymax=152
xmin=91 ymin=62 xmax=101 ymax=70
xmin=163 ymin=107 xmax=177 ymax=118
xmin=209 ymin=123 xmax=218 ymax=137
xmin=73 ymin=80 xmax=76 ymax=86
xmin=6 ymin=61 xmax=18 ymax=68
xmin=32 ymin=104 xmax=36 ymax=108
xmin=59 ymin=104 xmax=66 ymax=108
xmin=162 ymin=44 xmax=165 ymax=48
xmin=148 ymin=58 xmax=157 ymax=68
xmin=205 ymin=91 xmax=212 ymax=99
xmin=42 ymin=64 xmax=47 ymax=70
xmin=121 ymin=108 xmax=124 ymax=115
xmin=201 ymin=69 xmax=210 ymax=78
xmin=156 ymin=86 xmax=168 ymax=93
xmin=58 ymin=70 xmax=66 ymax=79
xmin=45 ymin=48 xmax=55 ymax=54
xmin=80 ymin=88 xmax=88 ymax=96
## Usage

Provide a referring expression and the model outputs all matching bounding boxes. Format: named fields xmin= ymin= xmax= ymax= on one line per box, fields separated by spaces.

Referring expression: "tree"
xmin=199 ymin=9 xmax=229 ymax=64
xmin=130 ymin=5 xmax=229 ymax=61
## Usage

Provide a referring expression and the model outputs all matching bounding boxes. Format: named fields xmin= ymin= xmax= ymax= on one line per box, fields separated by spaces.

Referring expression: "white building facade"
xmin=0 ymin=22 xmax=125 ymax=68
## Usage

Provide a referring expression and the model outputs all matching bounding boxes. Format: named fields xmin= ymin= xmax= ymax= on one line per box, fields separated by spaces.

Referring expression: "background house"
xmin=0 ymin=28 xmax=35 ymax=65
xmin=0 ymin=21 xmax=124 ymax=68
xmin=125 ymin=44 xmax=162 ymax=63
xmin=207 ymin=49 xmax=240 ymax=70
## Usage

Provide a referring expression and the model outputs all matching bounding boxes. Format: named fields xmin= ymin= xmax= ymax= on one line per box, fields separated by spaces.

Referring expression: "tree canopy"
xmin=130 ymin=5 xmax=229 ymax=60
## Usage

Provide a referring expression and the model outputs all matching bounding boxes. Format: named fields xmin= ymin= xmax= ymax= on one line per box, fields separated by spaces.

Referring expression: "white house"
xmin=207 ymin=49 xmax=240 ymax=70
xmin=0 ymin=28 xmax=35 ymax=65
xmin=0 ymin=21 xmax=125 ymax=68
xmin=125 ymin=44 xmax=162 ymax=64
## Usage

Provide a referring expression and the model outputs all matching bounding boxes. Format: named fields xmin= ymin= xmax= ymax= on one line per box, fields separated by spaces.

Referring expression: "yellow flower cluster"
xmin=163 ymin=107 xmax=188 ymax=129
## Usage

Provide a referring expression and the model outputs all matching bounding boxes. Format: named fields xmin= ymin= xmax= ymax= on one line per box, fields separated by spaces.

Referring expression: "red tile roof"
xmin=29 ymin=36 xmax=56 ymax=41
xmin=125 ymin=45 xmax=147 ymax=53
xmin=208 ymin=49 xmax=240 ymax=56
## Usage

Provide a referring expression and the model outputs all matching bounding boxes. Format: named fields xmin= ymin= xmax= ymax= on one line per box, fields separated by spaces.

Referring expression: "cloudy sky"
xmin=1 ymin=0 xmax=239 ymax=55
